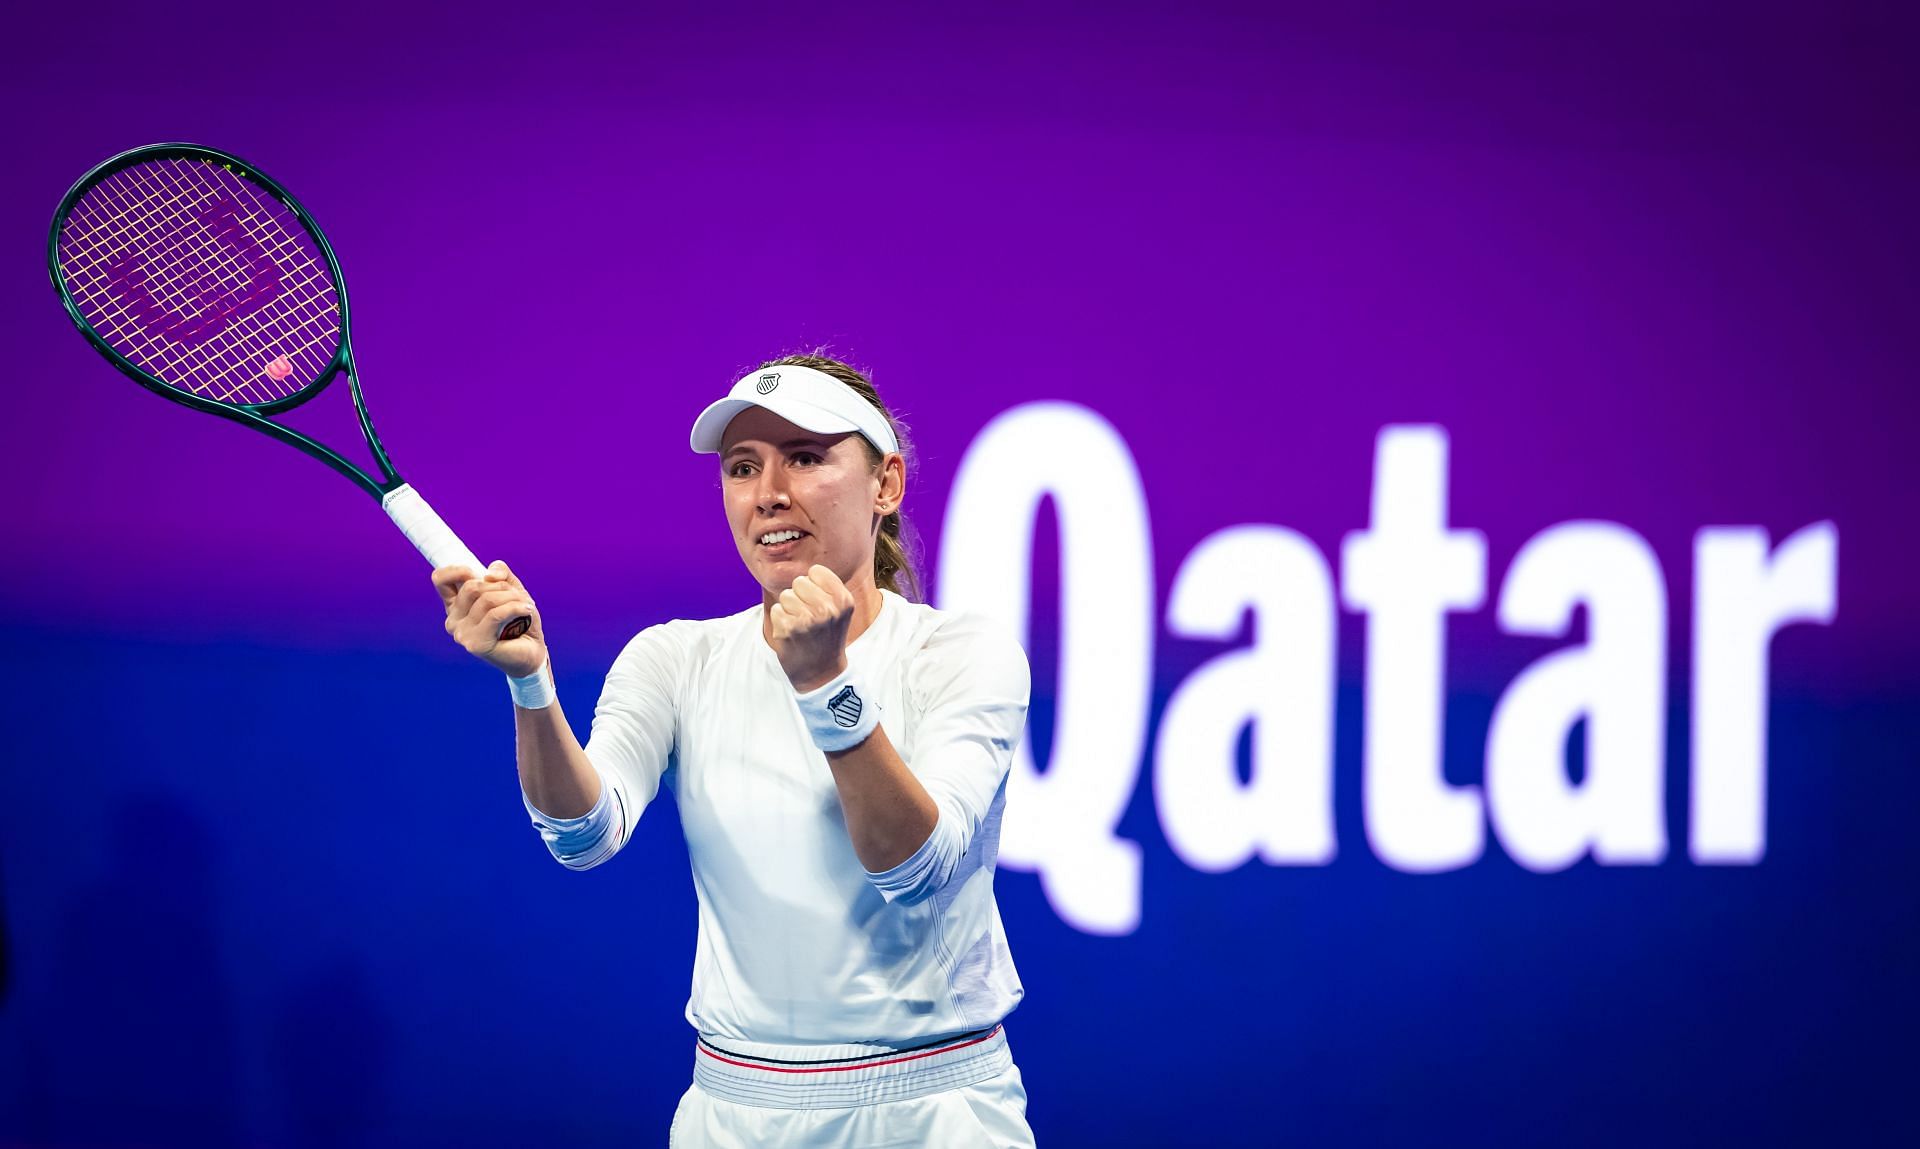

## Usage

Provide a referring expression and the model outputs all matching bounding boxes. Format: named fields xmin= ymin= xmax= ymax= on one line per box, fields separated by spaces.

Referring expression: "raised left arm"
xmin=769 ymin=565 xmax=1027 ymax=898
xmin=769 ymin=565 xmax=940 ymax=872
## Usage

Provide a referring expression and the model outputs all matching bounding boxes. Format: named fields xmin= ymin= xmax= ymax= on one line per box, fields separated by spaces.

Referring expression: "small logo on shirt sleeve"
xmin=827 ymin=685 xmax=863 ymax=727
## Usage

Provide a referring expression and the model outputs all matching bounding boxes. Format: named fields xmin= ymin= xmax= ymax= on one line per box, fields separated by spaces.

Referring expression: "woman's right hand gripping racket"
xmin=47 ymin=142 xmax=532 ymax=644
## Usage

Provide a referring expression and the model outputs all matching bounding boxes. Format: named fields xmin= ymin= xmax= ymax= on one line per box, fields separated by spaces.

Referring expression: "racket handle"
xmin=382 ymin=483 xmax=532 ymax=640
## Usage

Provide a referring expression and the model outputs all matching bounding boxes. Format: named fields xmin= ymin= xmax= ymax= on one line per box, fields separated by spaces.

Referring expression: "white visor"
xmin=689 ymin=364 xmax=900 ymax=455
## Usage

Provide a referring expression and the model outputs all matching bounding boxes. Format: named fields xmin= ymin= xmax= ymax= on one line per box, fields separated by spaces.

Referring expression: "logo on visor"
xmin=756 ymin=372 xmax=781 ymax=395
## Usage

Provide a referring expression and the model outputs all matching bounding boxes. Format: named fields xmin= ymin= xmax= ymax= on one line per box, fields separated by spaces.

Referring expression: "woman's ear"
xmin=875 ymin=452 xmax=906 ymax=514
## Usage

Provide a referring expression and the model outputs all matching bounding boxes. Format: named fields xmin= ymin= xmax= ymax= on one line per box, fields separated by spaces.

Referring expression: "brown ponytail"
xmin=756 ymin=352 xmax=922 ymax=601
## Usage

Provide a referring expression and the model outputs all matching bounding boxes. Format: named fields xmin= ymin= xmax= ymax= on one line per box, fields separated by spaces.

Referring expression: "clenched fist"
xmin=433 ymin=560 xmax=547 ymax=678
xmin=768 ymin=564 xmax=856 ymax=691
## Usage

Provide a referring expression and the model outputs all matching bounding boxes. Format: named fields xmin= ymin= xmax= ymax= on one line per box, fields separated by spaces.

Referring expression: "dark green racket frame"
xmin=48 ymin=142 xmax=403 ymax=502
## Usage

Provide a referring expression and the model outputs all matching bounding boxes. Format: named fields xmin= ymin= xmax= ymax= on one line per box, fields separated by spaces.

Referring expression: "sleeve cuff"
xmin=864 ymin=814 xmax=947 ymax=905
xmin=523 ymin=779 xmax=623 ymax=871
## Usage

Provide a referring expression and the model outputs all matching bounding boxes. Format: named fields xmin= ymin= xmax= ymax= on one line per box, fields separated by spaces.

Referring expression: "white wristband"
xmin=508 ymin=658 xmax=556 ymax=710
xmin=794 ymin=665 xmax=878 ymax=752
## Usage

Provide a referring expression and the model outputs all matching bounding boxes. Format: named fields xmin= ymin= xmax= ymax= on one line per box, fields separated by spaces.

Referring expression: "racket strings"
xmin=82 ymin=160 xmax=335 ymax=402
xmin=57 ymin=157 xmax=342 ymax=407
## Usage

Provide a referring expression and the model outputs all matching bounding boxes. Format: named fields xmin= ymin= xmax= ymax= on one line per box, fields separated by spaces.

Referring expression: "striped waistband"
xmin=691 ymin=1025 xmax=1011 ymax=1110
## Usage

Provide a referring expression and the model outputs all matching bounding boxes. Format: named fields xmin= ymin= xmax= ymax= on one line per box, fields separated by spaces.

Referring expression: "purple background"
xmin=3 ymin=3 xmax=1916 ymax=1146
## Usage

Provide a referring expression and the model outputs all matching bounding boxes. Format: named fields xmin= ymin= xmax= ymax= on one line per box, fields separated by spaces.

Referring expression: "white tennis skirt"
xmin=670 ymin=1024 xmax=1035 ymax=1148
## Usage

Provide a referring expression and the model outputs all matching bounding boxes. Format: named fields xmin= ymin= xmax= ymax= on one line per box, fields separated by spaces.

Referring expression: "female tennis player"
xmin=433 ymin=354 xmax=1035 ymax=1147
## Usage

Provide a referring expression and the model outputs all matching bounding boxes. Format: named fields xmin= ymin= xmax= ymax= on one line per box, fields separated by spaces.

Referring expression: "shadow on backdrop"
xmin=271 ymin=961 xmax=394 ymax=1148
xmin=1 ymin=851 xmax=11 ymax=1009
xmin=32 ymin=793 xmax=242 ymax=1147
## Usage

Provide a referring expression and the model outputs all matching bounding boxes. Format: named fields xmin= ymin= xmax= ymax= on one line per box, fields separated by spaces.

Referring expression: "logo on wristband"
xmin=828 ymin=685 xmax=863 ymax=728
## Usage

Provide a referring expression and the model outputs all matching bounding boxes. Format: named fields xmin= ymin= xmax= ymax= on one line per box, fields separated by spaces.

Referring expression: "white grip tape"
xmin=382 ymin=483 xmax=486 ymax=576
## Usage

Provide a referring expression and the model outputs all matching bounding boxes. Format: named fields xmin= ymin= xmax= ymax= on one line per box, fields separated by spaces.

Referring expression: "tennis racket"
xmin=47 ymin=142 xmax=528 ymax=640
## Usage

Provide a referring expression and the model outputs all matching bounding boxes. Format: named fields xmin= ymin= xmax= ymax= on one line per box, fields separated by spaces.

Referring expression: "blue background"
xmin=3 ymin=3 xmax=1915 ymax=1145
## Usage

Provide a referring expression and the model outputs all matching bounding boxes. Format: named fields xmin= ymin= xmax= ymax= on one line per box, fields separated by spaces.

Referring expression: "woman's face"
xmin=720 ymin=406 xmax=903 ymax=598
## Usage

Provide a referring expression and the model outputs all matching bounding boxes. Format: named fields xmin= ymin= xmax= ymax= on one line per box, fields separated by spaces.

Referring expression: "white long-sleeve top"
xmin=522 ymin=589 xmax=1029 ymax=1046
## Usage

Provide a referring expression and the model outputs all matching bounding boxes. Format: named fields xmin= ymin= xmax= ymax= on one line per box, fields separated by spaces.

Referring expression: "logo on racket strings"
xmin=756 ymin=372 xmax=781 ymax=394
xmin=263 ymin=355 xmax=294 ymax=382
xmin=104 ymin=198 xmax=284 ymax=347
